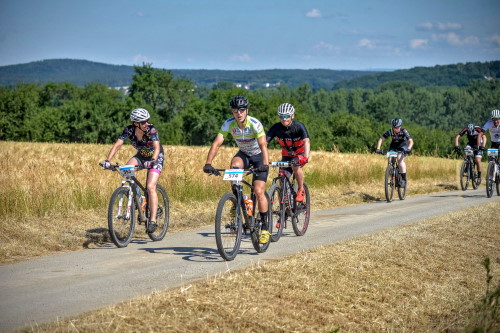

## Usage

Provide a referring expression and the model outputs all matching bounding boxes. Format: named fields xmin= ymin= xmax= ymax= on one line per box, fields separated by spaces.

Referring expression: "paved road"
xmin=1 ymin=190 xmax=499 ymax=332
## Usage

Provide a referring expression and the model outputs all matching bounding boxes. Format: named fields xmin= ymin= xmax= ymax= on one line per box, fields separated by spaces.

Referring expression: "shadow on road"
xmin=135 ymin=245 xmax=261 ymax=262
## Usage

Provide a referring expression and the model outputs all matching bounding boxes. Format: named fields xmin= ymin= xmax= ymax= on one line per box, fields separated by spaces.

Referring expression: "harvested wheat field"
xmin=30 ymin=202 xmax=500 ymax=333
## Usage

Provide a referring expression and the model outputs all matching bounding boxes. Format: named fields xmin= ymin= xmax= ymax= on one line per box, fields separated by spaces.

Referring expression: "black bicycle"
xmin=485 ymin=148 xmax=500 ymax=198
xmin=459 ymin=148 xmax=480 ymax=191
xmin=268 ymin=161 xmax=310 ymax=242
xmin=379 ymin=150 xmax=406 ymax=202
xmin=100 ymin=163 xmax=169 ymax=248
xmin=211 ymin=168 xmax=271 ymax=261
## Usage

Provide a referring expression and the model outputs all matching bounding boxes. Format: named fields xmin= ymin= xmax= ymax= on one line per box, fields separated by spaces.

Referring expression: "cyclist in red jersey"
xmin=266 ymin=103 xmax=310 ymax=201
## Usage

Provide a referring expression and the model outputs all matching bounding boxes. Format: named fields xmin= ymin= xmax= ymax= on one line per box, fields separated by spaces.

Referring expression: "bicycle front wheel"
xmin=108 ymin=187 xmax=136 ymax=248
xmin=215 ymin=193 xmax=243 ymax=261
xmin=471 ymin=161 xmax=479 ymax=190
xmin=384 ymin=166 xmax=395 ymax=202
xmin=292 ymin=182 xmax=310 ymax=236
xmin=250 ymin=192 xmax=271 ymax=253
xmin=268 ymin=183 xmax=284 ymax=242
xmin=147 ymin=184 xmax=170 ymax=242
xmin=486 ymin=161 xmax=495 ymax=198
xmin=460 ymin=160 xmax=470 ymax=191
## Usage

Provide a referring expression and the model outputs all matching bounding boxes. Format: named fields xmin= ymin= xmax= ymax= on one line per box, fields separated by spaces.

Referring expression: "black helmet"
xmin=467 ymin=124 xmax=475 ymax=135
xmin=391 ymin=118 xmax=402 ymax=128
xmin=229 ymin=96 xmax=249 ymax=110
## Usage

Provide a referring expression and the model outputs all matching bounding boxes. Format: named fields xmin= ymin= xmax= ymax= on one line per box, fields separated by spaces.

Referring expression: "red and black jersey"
xmin=457 ymin=126 xmax=484 ymax=148
xmin=266 ymin=121 xmax=310 ymax=157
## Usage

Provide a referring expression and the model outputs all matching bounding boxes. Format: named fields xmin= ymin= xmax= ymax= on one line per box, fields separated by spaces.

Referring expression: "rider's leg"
xmin=254 ymin=180 xmax=268 ymax=220
xmin=398 ymin=154 xmax=407 ymax=184
xmin=292 ymin=165 xmax=305 ymax=190
xmin=146 ymin=170 xmax=160 ymax=228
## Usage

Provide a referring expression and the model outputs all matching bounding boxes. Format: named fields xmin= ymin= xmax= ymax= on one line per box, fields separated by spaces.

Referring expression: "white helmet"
xmin=277 ymin=103 xmax=295 ymax=116
xmin=491 ymin=109 xmax=500 ymax=119
xmin=130 ymin=108 xmax=150 ymax=122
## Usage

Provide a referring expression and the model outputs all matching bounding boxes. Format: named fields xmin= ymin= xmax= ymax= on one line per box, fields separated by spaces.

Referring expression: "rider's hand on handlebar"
xmin=478 ymin=146 xmax=485 ymax=152
xmin=256 ymin=164 xmax=269 ymax=173
xmin=102 ymin=160 xmax=111 ymax=169
xmin=294 ymin=155 xmax=309 ymax=167
xmin=405 ymin=148 xmax=412 ymax=155
xmin=144 ymin=159 xmax=156 ymax=169
xmin=203 ymin=163 xmax=220 ymax=176
xmin=375 ymin=149 xmax=382 ymax=154
xmin=454 ymin=146 xmax=461 ymax=153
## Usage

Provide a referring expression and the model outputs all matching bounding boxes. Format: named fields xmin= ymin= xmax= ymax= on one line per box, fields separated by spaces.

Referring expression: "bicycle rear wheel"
xmin=384 ymin=165 xmax=395 ymax=202
xmin=215 ymin=193 xmax=243 ymax=261
xmin=108 ymin=186 xmax=136 ymax=248
xmin=147 ymin=184 xmax=170 ymax=241
xmin=460 ymin=160 xmax=469 ymax=191
xmin=397 ymin=170 xmax=406 ymax=200
xmin=268 ymin=183 xmax=284 ymax=242
xmin=292 ymin=182 xmax=310 ymax=236
xmin=486 ymin=161 xmax=495 ymax=198
xmin=251 ymin=192 xmax=271 ymax=253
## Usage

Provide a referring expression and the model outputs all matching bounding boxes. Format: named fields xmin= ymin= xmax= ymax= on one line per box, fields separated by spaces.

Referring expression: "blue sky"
xmin=1 ymin=0 xmax=499 ymax=70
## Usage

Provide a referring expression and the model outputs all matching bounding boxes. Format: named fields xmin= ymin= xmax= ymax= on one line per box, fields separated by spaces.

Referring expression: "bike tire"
xmin=486 ymin=162 xmax=495 ymax=198
xmin=292 ymin=182 xmax=310 ymax=236
xmin=384 ymin=165 xmax=395 ymax=202
xmin=268 ymin=183 xmax=284 ymax=242
xmin=147 ymin=184 xmax=170 ymax=241
xmin=108 ymin=186 xmax=136 ymax=248
xmin=471 ymin=160 xmax=479 ymax=190
xmin=215 ymin=193 xmax=243 ymax=261
xmin=397 ymin=170 xmax=407 ymax=200
xmin=460 ymin=160 xmax=469 ymax=191
xmin=251 ymin=192 xmax=271 ymax=253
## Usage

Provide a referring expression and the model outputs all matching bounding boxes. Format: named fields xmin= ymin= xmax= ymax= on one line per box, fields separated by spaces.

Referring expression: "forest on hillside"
xmin=1 ymin=64 xmax=499 ymax=157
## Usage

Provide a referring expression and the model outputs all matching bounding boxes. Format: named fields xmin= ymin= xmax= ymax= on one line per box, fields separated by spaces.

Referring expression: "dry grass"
xmin=29 ymin=202 xmax=500 ymax=333
xmin=0 ymin=141 xmax=466 ymax=264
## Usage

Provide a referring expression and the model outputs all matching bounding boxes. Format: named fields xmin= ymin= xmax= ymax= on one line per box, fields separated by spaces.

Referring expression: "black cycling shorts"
xmin=233 ymin=151 xmax=268 ymax=182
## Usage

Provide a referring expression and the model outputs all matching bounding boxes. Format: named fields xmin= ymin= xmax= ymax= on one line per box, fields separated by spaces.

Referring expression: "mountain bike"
xmin=378 ymin=150 xmax=406 ymax=202
xmin=485 ymin=148 xmax=500 ymax=198
xmin=210 ymin=168 xmax=271 ymax=261
xmin=459 ymin=148 xmax=480 ymax=191
xmin=100 ymin=163 xmax=170 ymax=248
xmin=268 ymin=161 xmax=310 ymax=242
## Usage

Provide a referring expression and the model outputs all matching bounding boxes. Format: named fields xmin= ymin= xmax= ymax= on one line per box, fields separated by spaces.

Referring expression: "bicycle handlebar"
xmin=99 ymin=163 xmax=149 ymax=171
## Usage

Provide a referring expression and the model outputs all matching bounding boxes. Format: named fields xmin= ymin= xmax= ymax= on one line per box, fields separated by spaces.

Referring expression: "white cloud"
xmin=410 ymin=39 xmax=428 ymax=49
xmin=437 ymin=22 xmax=462 ymax=31
xmin=230 ymin=54 xmax=252 ymax=62
xmin=432 ymin=32 xmax=479 ymax=46
xmin=136 ymin=12 xmax=147 ymax=17
xmin=133 ymin=54 xmax=149 ymax=63
xmin=306 ymin=8 xmax=322 ymax=18
xmin=417 ymin=22 xmax=434 ymax=30
xmin=358 ymin=38 xmax=376 ymax=49
xmin=490 ymin=34 xmax=500 ymax=46
xmin=314 ymin=41 xmax=340 ymax=52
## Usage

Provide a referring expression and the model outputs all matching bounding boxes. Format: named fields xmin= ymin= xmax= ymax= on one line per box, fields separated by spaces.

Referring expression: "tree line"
xmin=1 ymin=64 xmax=499 ymax=157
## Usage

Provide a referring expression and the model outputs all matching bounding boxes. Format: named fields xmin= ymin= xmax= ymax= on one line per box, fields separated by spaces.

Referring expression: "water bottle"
xmin=140 ymin=195 xmax=147 ymax=212
xmin=243 ymin=195 xmax=253 ymax=216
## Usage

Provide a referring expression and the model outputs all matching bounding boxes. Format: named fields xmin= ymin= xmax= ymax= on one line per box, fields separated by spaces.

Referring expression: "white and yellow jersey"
xmin=219 ymin=116 xmax=265 ymax=156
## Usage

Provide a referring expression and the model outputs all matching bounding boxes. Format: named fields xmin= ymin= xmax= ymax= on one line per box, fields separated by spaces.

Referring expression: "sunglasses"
xmin=232 ymin=109 xmax=247 ymax=114
xmin=493 ymin=118 xmax=499 ymax=121
xmin=139 ymin=120 xmax=149 ymax=125
xmin=279 ymin=115 xmax=291 ymax=119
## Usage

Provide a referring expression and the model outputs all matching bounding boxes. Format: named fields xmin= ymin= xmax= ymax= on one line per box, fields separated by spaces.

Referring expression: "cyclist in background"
xmin=375 ymin=118 xmax=414 ymax=187
xmin=101 ymin=108 xmax=164 ymax=233
xmin=266 ymin=103 xmax=310 ymax=202
xmin=203 ymin=96 xmax=271 ymax=244
xmin=454 ymin=124 xmax=485 ymax=184
xmin=480 ymin=109 xmax=500 ymax=153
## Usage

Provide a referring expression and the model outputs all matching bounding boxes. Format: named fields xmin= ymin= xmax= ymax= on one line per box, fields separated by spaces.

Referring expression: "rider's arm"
xmin=478 ymin=132 xmax=487 ymax=147
xmin=454 ymin=134 xmax=461 ymax=147
xmin=152 ymin=140 xmax=160 ymax=161
xmin=105 ymin=139 xmax=124 ymax=161
xmin=303 ymin=138 xmax=311 ymax=159
xmin=376 ymin=137 xmax=384 ymax=150
xmin=205 ymin=133 xmax=225 ymax=165
xmin=408 ymin=138 xmax=414 ymax=150
xmin=257 ymin=135 xmax=269 ymax=165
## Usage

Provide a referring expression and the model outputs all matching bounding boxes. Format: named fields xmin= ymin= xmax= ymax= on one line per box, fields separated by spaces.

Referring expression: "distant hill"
xmin=333 ymin=60 xmax=500 ymax=90
xmin=0 ymin=59 xmax=378 ymax=89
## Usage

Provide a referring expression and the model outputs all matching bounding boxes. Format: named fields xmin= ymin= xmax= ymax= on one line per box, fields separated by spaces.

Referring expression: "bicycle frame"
xmin=270 ymin=163 xmax=297 ymax=227
xmin=113 ymin=164 xmax=149 ymax=222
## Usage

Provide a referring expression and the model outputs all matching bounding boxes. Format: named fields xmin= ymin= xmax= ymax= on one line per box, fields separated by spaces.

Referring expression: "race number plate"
xmin=386 ymin=152 xmax=398 ymax=158
xmin=487 ymin=149 xmax=498 ymax=157
xmin=464 ymin=149 xmax=474 ymax=156
xmin=119 ymin=165 xmax=136 ymax=177
xmin=223 ymin=169 xmax=244 ymax=181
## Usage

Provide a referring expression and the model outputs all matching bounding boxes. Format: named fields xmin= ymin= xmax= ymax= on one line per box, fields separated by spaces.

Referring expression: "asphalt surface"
xmin=0 ymin=189 xmax=499 ymax=332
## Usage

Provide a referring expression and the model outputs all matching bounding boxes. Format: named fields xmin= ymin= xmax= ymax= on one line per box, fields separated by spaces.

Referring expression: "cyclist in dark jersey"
xmin=101 ymin=108 xmax=164 ymax=233
xmin=375 ymin=118 xmax=414 ymax=187
xmin=266 ymin=103 xmax=310 ymax=201
xmin=203 ymin=96 xmax=271 ymax=244
xmin=454 ymin=123 xmax=486 ymax=184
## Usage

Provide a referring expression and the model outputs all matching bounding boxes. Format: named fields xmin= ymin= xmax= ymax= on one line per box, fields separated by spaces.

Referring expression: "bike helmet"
xmin=391 ymin=118 xmax=402 ymax=128
xmin=467 ymin=124 xmax=475 ymax=135
xmin=277 ymin=103 xmax=295 ymax=116
xmin=229 ymin=96 xmax=249 ymax=110
xmin=130 ymin=108 xmax=150 ymax=122
xmin=491 ymin=109 xmax=500 ymax=119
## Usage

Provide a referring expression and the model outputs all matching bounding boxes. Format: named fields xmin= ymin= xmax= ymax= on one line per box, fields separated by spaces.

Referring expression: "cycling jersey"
xmin=119 ymin=124 xmax=164 ymax=157
xmin=457 ymin=126 xmax=484 ymax=148
xmin=381 ymin=127 xmax=412 ymax=151
xmin=219 ymin=116 xmax=265 ymax=156
xmin=482 ymin=120 xmax=500 ymax=143
xmin=266 ymin=121 xmax=310 ymax=157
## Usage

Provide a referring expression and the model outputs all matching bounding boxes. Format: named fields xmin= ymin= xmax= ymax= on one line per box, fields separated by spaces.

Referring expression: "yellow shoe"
xmin=259 ymin=230 xmax=271 ymax=244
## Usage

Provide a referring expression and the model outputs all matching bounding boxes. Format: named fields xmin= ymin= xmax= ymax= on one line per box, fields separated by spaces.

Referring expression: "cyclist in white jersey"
xmin=479 ymin=109 xmax=500 ymax=152
xmin=203 ymin=96 xmax=271 ymax=244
